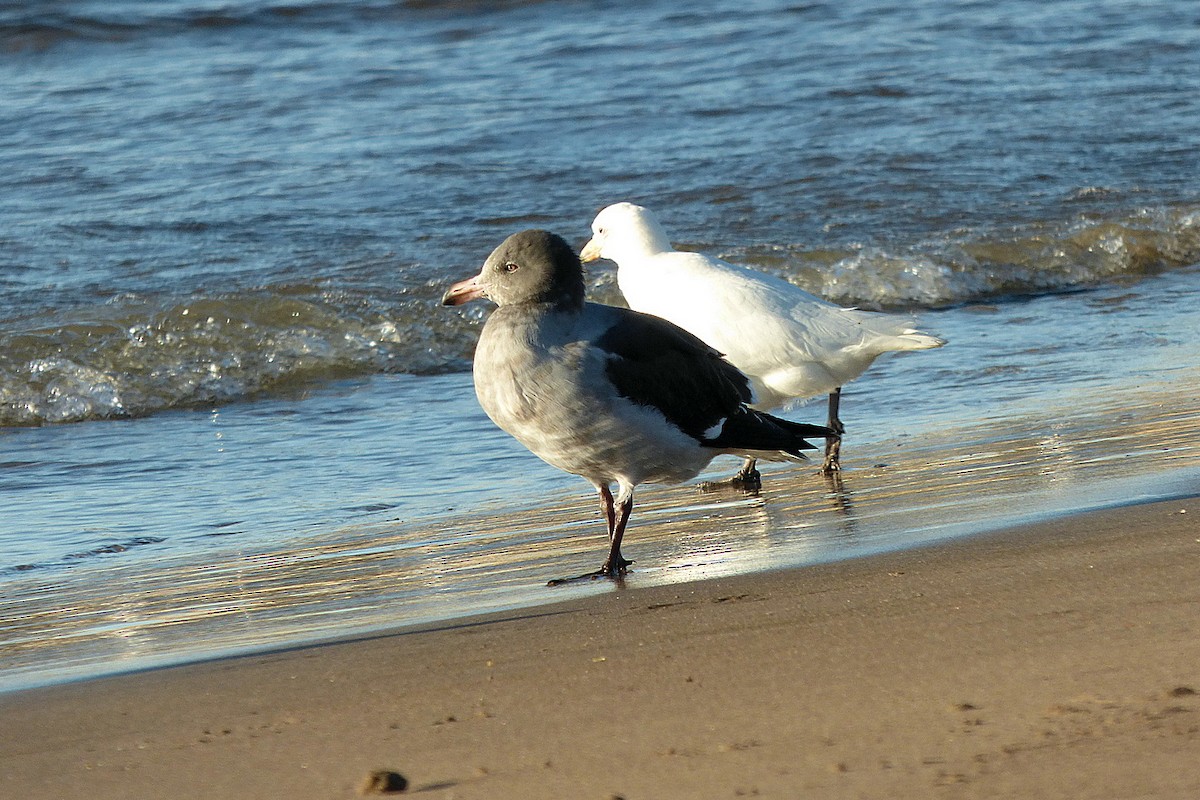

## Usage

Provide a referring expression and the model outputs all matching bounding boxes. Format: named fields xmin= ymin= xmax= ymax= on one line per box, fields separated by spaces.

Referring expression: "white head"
xmin=579 ymin=202 xmax=674 ymax=264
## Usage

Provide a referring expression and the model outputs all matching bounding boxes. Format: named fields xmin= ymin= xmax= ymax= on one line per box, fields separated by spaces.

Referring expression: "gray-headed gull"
xmin=443 ymin=229 xmax=834 ymax=583
xmin=580 ymin=202 xmax=945 ymax=478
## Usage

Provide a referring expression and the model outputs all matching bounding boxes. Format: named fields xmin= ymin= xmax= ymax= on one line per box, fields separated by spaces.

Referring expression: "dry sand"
xmin=3 ymin=496 xmax=1199 ymax=799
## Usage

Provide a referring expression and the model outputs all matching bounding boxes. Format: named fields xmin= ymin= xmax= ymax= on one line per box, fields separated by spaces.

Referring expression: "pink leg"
xmin=546 ymin=484 xmax=635 ymax=586
xmin=599 ymin=489 xmax=634 ymax=577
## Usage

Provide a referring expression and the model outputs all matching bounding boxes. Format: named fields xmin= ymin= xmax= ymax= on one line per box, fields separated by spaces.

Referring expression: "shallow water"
xmin=2 ymin=0 xmax=1200 ymax=690
xmin=3 ymin=274 xmax=1198 ymax=691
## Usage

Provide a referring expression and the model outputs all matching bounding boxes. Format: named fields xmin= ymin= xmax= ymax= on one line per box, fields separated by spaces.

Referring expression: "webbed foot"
xmin=547 ymin=556 xmax=632 ymax=587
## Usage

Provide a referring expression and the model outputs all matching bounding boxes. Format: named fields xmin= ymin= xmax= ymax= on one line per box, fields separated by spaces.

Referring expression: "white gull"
xmin=581 ymin=202 xmax=945 ymax=478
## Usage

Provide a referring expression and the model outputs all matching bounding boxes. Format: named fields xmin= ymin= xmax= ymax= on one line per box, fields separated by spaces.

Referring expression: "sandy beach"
xmin=3 ymin=495 xmax=1198 ymax=799
xmin=6 ymin=3 xmax=1200 ymax=799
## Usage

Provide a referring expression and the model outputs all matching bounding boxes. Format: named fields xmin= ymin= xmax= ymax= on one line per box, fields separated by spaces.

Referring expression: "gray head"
xmin=442 ymin=229 xmax=586 ymax=309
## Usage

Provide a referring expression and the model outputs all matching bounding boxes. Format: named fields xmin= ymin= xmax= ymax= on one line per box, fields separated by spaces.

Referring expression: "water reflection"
xmin=2 ymin=371 xmax=1198 ymax=691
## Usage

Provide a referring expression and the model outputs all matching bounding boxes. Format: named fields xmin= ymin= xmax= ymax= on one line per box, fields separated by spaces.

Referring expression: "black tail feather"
xmin=701 ymin=407 xmax=836 ymax=457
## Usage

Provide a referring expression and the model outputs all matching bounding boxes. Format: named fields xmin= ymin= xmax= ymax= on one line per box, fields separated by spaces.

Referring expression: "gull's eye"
xmin=502 ymin=261 xmax=519 ymax=273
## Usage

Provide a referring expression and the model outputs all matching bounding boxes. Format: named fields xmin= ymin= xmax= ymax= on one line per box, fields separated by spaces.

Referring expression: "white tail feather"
xmin=888 ymin=331 xmax=947 ymax=351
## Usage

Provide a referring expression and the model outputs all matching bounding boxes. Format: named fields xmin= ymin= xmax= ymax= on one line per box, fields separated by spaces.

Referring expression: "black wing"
xmin=594 ymin=305 xmax=834 ymax=454
xmin=594 ymin=306 xmax=752 ymax=442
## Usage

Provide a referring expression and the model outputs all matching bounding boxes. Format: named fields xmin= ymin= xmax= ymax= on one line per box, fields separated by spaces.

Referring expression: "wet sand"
xmin=3 ymin=495 xmax=1198 ymax=799
xmin=6 ymin=367 xmax=1198 ymax=694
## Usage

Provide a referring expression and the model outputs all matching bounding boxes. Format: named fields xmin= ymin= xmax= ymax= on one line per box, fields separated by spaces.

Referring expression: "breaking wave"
xmin=0 ymin=282 xmax=482 ymax=426
xmin=2 ymin=205 xmax=1198 ymax=426
xmin=729 ymin=205 xmax=1200 ymax=310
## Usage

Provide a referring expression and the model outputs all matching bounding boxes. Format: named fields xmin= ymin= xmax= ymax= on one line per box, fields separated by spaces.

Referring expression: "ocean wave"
xmin=730 ymin=205 xmax=1200 ymax=310
xmin=0 ymin=0 xmax=535 ymax=52
xmin=0 ymin=2 xmax=345 ymax=51
xmin=3 ymin=206 xmax=1197 ymax=426
xmin=0 ymin=284 xmax=482 ymax=426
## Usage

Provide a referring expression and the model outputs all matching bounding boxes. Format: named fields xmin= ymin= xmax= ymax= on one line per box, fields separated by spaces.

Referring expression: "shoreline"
xmin=4 ymin=306 xmax=1197 ymax=697
xmin=4 ymin=495 xmax=1198 ymax=798
xmin=3 ymin=464 xmax=1194 ymax=696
